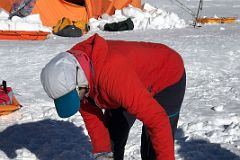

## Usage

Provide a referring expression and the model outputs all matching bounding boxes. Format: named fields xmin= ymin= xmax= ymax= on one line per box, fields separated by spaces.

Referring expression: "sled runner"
xmin=0 ymin=30 xmax=49 ymax=40
xmin=0 ymin=81 xmax=22 ymax=116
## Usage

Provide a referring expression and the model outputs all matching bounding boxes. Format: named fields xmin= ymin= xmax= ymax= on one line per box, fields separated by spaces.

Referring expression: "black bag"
xmin=55 ymin=25 xmax=83 ymax=37
xmin=104 ymin=18 xmax=134 ymax=31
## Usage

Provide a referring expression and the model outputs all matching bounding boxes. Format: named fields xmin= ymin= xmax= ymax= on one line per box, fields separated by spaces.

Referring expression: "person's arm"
xmin=101 ymin=55 xmax=174 ymax=160
xmin=79 ymin=100 xmax=112 ymax=154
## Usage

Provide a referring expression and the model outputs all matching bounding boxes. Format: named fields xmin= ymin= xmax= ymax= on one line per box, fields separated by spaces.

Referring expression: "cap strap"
xmin=76 ymin=66 xmax=79 ymax=86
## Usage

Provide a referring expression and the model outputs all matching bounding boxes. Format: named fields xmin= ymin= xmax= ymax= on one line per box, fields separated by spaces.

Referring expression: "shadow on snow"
xmin=175 ymin=128 xmax=240 ymax=160
xmin=1 ymin=121 xmax=239 ymax=160
xmin=0 ymin=119 xmax=92 ymax=160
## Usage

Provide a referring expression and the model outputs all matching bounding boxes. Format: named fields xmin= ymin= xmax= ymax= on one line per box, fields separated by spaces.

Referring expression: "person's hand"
xmin=93 ymin=152 xmax=113 ymax=160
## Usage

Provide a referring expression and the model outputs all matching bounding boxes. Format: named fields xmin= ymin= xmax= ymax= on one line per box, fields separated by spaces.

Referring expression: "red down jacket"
xmin=68 ymin=34 xmax=184 ymax=160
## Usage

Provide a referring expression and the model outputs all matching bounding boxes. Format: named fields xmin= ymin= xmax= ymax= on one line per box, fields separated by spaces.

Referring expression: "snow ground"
xmin=0 ymin=0 xmax=240 ymax=160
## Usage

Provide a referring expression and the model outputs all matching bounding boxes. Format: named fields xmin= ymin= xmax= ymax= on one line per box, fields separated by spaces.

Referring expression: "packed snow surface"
xmin=0 ymin=0 xmax=240 ymax=160
xmin=0 ymin=8 xmax=50 ymax=32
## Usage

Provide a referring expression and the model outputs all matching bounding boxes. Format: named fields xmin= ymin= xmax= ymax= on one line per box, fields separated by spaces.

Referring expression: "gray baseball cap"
xmin=40 ymin=52 xmax=88 ymax=118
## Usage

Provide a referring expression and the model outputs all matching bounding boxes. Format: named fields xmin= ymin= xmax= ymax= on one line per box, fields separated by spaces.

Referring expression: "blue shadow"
xmin=0 ymin=119 xmax=93 ymax=160
xmin=175 ymin=128 xmax=240 ymax=160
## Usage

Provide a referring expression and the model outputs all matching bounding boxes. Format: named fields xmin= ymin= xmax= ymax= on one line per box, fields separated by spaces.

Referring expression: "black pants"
xmin=104 ymin=71 xmax=186 ymax=160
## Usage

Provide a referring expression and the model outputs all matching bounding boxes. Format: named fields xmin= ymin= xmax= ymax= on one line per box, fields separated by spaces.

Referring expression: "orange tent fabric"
xmin=0 ymin=0 xmax=141 ymax=27
xmin=0 ymin=0 xmax=88 ymax=27
xmin=105 ymin=0 xmax=141 ymax=15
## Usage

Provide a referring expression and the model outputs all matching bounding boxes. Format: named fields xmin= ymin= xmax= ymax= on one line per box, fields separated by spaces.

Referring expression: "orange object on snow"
xmin=0 ymin=96 xmax=21 ymax=116
xmin=0 ymin=30 xmax=49 ymax=40
xmin=0 ymin=81 xmax=22 ymax=116
xmin=0 ymin=0 xmax=142 ymax=27
xmin=105 ymin=0 xmax=141 ymax=15
xmin=196 ymin=17 xmax=237 ymax=24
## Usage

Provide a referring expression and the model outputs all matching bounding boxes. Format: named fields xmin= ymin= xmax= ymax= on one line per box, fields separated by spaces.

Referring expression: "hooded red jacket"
xmin=68 ymin=34 xmax=184 ymax=160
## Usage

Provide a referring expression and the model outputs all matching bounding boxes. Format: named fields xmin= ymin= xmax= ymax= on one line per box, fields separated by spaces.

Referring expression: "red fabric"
xmin=69 ymin=34 xmax=184 ymax=159
xmin=80 ymin=100 xmax=112 ymax=153
xmin=0 ymin=87 xmax=12 ymax=105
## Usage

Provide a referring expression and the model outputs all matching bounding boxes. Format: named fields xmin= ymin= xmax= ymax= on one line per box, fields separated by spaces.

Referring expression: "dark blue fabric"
xmin=104 ymin=71 xmax=186 ymax=160
xmin=141 ymin=71 xmax=186 ymax=160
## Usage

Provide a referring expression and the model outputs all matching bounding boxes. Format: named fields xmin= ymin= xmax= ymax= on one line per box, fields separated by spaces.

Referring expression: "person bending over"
xmin=40 ymin=34 xmax=186 ymax=160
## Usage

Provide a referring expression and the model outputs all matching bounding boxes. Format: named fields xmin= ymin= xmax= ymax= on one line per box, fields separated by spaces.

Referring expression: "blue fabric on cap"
xmin=54 ymin=89 xmax=80 ymax=118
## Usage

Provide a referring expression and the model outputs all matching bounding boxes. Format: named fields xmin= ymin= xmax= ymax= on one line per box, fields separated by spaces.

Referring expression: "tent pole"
xmin=193 ymin=0 xmax=203 ymax=28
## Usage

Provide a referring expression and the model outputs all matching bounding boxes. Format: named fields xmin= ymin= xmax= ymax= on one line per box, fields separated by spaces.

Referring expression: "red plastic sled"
xmin=0 ymin=30 xmax=49 ymax=40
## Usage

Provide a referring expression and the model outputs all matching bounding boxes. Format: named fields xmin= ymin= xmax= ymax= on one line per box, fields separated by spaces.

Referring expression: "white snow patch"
xmin=88 ymin=3 xmax=186 ymax=31
xmin=0 ymin=10 xmax=51 ymax=32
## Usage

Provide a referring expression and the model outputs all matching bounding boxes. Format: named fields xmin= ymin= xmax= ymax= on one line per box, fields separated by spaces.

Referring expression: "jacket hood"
xmin=70 ymin=34 xmax=109 ymax=75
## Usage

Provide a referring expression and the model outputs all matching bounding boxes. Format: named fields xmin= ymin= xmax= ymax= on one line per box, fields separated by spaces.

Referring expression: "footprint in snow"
xmin=211 ymin=105 xmax=224 ymax=112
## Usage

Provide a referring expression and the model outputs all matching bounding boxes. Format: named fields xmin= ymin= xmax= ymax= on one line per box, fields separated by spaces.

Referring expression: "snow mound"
xmin=0 ymin=8 xmax=51 ymax=32
xmin=88 ymin=3 xmax=186 ymax=31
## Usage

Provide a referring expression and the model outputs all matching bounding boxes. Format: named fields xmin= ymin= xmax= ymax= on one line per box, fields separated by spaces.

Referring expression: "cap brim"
xmin=54 ymin=89 xmax=80 ymax=118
